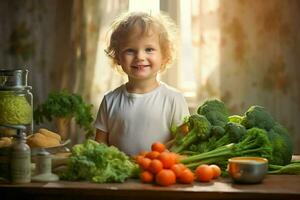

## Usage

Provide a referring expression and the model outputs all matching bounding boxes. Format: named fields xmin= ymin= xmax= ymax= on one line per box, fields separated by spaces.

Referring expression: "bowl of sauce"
xmin=228 ymin=157 xmax=268 ymax=184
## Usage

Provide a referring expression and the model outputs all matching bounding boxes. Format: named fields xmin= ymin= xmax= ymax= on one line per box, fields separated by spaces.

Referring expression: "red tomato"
xmin=195 ymin=164 xmax=214 ymax=182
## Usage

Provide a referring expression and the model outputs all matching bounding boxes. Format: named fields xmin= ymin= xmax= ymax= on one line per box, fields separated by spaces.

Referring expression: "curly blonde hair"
xmin=105 ymin=11 xmax=177 ymax=72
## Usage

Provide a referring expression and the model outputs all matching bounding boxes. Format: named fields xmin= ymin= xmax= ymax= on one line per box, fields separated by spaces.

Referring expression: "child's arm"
xmin=95 ymin=129 xmax=108 ymax=145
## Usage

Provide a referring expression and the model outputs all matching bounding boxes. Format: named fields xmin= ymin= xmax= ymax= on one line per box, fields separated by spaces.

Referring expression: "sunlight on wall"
xmin=192 ymin=0 xmax=220 ymax=99
xmin=129 ymin=0 xmax=160 ymax=13
xmin=179 ymin=0 xmax=196 ymax=100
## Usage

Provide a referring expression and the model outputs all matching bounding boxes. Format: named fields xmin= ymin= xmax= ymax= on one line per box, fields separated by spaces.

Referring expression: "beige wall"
xmin=219 ymin=0 xmax=300 ymax=153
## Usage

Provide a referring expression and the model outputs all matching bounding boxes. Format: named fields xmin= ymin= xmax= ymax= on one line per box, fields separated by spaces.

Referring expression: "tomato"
xmin=138 ymin=151 xmax=148 ymax=157
xmin=179 ymin=123 xmax=189 ymax=135
xmin=210 ymin=164 xmax=221 ymax=178
xmin=136 ymin=155 xmax=145 ymax=165
xmin=145 ymin=151 xmax=160 ymax=159
xmin=148 ymin=159 xmax=163 ymax=174
xmin=139 ymin=157 xmax=151 ymax=170
xmin=140 ymin=171 xmax=154 ymax=183
xmin=171 ymin=163 xmax=186 ymax=178
xmin=157 ymin=152 xmax=176 ymax=169
xmin=178 ymin=168 xmax=194 ymax=184
xmin=151 ymin=142 xmax=166 ymax=153
xmin=156 ymin=169 xmax=176 ymax=186
xmin=195 ymin=164 xmax=214 ymax=182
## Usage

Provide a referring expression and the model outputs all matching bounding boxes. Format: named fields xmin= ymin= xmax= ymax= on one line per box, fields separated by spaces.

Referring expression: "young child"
xmin=94 ymin=12 xmax=190 ymax=156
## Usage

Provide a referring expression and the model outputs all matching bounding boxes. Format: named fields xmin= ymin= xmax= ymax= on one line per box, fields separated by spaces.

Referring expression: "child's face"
xmin=117 ymin=28 xmax=164 ymax=82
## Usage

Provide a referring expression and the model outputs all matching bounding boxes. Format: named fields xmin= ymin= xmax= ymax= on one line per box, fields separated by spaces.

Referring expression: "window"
xmin=129 ymin=0 xmax=160 ymax=13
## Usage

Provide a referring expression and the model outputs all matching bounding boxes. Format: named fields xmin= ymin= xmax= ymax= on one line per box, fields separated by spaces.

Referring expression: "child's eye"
xmin=124 ymin=49 xmax=135 ymax=54
xmin=145 ymin=48 xmax=155 ymax=53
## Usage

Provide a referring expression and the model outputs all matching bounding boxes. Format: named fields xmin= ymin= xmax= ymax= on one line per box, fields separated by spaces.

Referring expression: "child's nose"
xmin=136 ymin=51 xmax=145 ymax=60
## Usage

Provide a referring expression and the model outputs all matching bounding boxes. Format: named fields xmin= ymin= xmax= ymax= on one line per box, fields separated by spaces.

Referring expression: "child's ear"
xmin=162 ymin=57 xmax=169 ymax=67
xmin=116 ymin=57 xmax=121 ymax=65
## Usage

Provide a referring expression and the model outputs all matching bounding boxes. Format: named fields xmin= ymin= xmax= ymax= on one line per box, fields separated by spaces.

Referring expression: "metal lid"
xmin=0 ymin=69 xmax=32 ymax=90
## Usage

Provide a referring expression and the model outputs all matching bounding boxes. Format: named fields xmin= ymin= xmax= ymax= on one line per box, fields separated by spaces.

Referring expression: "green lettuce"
xmin=60 ymin=139 xmax=138 ymax=183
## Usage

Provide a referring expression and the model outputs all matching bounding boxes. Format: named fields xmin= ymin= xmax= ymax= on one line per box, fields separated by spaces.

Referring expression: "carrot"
xmin=151 ymin=142 xmax=166 ymax=153
xmin=148 ymin=159 xmax=163 ymax=174
xmin=156 ymin=169 xmax=176 ymax=186
xmin=140 ymin=171 xmax=154 ymax=183
xmin=195 ymin=164 xmax=214 ymax=182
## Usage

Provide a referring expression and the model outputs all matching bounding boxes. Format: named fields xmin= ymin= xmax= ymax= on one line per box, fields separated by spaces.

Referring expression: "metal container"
xmin=0 ymin=147 xmax=11 ymax=181
xmin=0 ymin=69 xmax=31 ymax=90
xmin=228 ymin=157 xmax=268 ymax=184
xmin=0 ymin=69 xmax=33 ymax=136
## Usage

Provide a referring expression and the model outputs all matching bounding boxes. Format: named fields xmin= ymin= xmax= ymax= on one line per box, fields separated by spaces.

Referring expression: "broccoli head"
xmin=197 ymin=99 xmax=229 ymax=136
xmin=170 ymin=114 xmax=211 ymax=153
xmin=187 ymin=122 xmax=250 ymax=154
xmin=214 ymin=122 xmax=246 ymax=148
xmin=241 ymin=105 xmax=275 ymax=131
xmin=234 ymin=127 xmax=273 ymax=161
xmin=228 ymin=115 xmax=243 ymax=124
xmin=268 ymin=123 xmax=293 ymax=165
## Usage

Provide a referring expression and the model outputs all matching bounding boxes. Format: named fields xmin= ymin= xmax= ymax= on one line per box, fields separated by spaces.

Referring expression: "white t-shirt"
xmin=94 ymin=82 xmax=190 ymax=156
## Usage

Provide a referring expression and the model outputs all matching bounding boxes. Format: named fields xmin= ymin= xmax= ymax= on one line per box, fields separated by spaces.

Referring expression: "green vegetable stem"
xmin=180 ymin=127 xmax=273 ymax=170
xmin=268 ymin=162 xmax=300 ymax=174
xmin=170 ymin=114 xmax=211 ymax=153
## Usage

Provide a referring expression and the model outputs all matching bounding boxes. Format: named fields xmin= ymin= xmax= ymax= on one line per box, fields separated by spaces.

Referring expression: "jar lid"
xmin=0 ymin=69 xmax=32 ymax=90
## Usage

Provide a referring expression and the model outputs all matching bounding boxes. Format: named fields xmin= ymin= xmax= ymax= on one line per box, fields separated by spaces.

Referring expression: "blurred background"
xmin=0 ymin=0 xmax=299 ymax=153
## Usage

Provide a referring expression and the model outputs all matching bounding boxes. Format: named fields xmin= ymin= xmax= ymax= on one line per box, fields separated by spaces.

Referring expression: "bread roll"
xmin=38 ymin=128 xmax=61 ymax=142
xmin=27 ymin=132 xmax=60 ymax=148
xmin=0 ymin=137 xmax=12 ymax=148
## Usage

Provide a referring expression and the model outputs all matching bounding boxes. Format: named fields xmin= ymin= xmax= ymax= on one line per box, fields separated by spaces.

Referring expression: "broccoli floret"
xmin=214 ymin=122 xmax=246 ymax=148
xmin=170 ymin=114 xmax=211 ymax=153
xmin=268 ymin=123 xmax=293 ymax=165
xmin=188 ymin=122 xmax=246 ymax=154
xmin=197 ymin=99 xmax=229 ymax=136
xmin=188 ymin=136 xmax=218 ymax=153
xmin=228 ymin=115 xmax=243 ymax=124
xmin=241 ymin=105 xmax=275 ymax=131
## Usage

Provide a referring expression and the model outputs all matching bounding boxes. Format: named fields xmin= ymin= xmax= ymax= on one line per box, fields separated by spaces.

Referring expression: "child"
xmin=94 ymin=12 xmax=190 ymax=156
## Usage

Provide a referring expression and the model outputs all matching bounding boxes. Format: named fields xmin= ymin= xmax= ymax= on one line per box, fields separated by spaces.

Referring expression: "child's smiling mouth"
xmin=132 ymin=65 xmax=150 ymax=70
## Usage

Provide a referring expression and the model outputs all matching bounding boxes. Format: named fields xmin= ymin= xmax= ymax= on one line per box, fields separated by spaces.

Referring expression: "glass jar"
xmin=0 ymin=69 xmax=33 ymax=136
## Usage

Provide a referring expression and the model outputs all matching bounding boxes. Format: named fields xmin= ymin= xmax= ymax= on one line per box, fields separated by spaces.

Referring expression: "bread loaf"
xmin=0 ymin=137 xmax=12 ymax=148
xmin=27 ymin=132 xmax=60 ymax=148
xmin=38 ymin=128 xmax=61 ymax=142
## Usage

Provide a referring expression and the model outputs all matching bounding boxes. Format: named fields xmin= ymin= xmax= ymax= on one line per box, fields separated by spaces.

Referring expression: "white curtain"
xmin=90 ymin=0 xmax=128 ymax=115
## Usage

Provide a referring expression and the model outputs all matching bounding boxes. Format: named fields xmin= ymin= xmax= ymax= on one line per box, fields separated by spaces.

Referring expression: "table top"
xmin=1 ymin=156 xmax=300 ymax=200
xmin=1 ymin=174 xmax=300 ymax=200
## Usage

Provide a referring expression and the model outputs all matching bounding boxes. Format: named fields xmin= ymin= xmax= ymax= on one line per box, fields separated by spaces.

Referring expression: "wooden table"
xmin=1 ymin=174 xmax=300 ymax=200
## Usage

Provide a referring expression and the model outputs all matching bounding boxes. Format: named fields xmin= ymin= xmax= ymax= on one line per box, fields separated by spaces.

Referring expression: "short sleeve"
xmin=94 ymin=97 xmax=108 ymax=133
xmin=171 ymin=93 xmax=190 ymax=127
